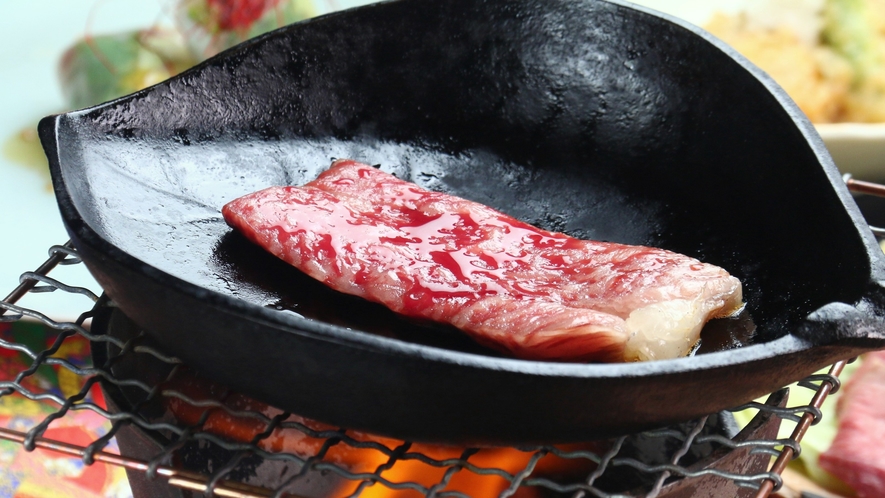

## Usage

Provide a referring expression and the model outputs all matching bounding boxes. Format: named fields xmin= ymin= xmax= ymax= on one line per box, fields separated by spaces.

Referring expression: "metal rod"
xmin=845 ymin=176 xmax=885 ymax=197
xmin=0 ymin=241 xmax=74 ymax=315
xmin=752 ymin=360 xmax=847 ymax=498
xmin=843 ymin=175 xmax=885 ymax=236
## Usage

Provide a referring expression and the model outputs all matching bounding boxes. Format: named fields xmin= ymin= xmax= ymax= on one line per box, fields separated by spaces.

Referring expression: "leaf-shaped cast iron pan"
xmin=40 ymin=0 xmax=885 ymax=444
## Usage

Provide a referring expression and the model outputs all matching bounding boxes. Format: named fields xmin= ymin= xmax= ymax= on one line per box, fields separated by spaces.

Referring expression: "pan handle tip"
xmin=798 ymin=302 xmax=885 ymax=349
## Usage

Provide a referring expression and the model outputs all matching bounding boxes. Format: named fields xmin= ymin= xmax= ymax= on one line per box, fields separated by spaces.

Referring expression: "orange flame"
xmin=165 ymin=371 xmax=602 ymax=497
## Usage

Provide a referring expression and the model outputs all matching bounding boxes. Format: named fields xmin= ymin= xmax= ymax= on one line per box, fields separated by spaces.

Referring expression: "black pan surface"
xmin=41 ymin=0 xmax=885 ymax=444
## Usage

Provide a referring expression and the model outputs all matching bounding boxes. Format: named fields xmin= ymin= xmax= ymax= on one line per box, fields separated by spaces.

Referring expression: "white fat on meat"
xmin=223 ymin=159 xmax=745 ymax=363
xmin=624 ymin=286 xmax=744 ymax=361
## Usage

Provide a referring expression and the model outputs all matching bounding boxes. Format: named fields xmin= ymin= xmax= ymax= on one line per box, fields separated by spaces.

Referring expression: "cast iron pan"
xmin=40 ymin=0 xmax=885 ymax=444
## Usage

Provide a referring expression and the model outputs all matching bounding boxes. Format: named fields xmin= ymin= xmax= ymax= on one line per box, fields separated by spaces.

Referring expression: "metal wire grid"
xmin=0 ymin=243 xmax=846 ymax=498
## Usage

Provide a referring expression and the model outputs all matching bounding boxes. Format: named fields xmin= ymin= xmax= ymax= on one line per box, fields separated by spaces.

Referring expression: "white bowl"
xmin=817 ymin=124 xmax=885 ymax=181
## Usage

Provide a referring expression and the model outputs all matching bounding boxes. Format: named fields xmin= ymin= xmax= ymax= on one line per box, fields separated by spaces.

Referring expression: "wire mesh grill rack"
xmin=0 ymin=242 xmax=848 ymax=498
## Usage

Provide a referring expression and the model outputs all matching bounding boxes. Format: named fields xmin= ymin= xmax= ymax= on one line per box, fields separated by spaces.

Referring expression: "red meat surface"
xmin=820 ymin=351 xmax=885 ymax=497
xmin=222 ymin=159 xmax=742 ymax=362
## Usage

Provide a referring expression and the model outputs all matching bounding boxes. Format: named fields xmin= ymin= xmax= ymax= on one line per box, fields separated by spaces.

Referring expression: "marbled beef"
xmin=222 ymin=160 xmax=743 ymax=362
xmin=820 ymin=351 xmax=885 ymax=497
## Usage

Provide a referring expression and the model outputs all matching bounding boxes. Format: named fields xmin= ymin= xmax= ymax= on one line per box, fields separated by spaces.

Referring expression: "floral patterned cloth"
xmin=0 ymin=321 xmax=131 ymax=498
